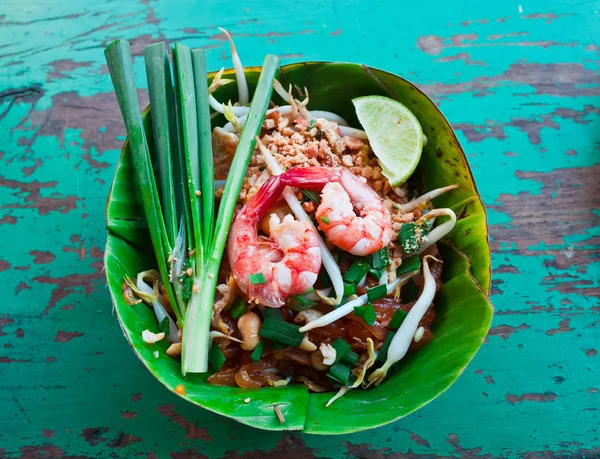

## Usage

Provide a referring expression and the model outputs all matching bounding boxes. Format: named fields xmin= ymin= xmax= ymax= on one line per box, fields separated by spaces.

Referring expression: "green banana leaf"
xmin=104 ymin=62 xmax=494 ymax=434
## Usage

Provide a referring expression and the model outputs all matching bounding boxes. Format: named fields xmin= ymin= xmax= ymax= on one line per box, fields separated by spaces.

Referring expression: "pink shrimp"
xmin=228 ymin=175 xmax=323 ymax=308
xmin=281 ymin=167 xmax=393 ymax=256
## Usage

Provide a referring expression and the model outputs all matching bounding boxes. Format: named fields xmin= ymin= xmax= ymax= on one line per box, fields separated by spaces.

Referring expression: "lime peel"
xmin=352 ymin=96 xmax=424 ymax=186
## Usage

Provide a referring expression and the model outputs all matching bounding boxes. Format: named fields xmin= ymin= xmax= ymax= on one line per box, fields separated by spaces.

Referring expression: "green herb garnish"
xmin=342 ymin=350 xmax=359 ymax=367
xmin=377 ymin=332 xmax=395 ymax=363
xmin=249 ymin=273 xmax=266 ymax=284
xmin=331 ymin=338 xmax=352 ymax=362
xmin=366 ymin=284 xmax=387 ymax=302
xmin=371 ymin=247 xmax=389 ymax=269
xmin=259 ymin=319 xmax=304 ymax=347
xmin=389 ymin=309 xmax=408 ymax=330
xmin=158 ymin=317 xmax=170 ymax=334
xmin=354 ymin=302 xmax=377 ymax=326
xmin=343 ymin=282 xmax=356 ymax=296
xmin=327 ymin=362 xmax=352 ymax=386
xmin=399 ymin=222 xmax=430 ymax=254
xmin=301 ymin=189 xmax=320 ymax=204
xmin=289 ymin=295 xmax=317 ymax=311
xmin=250 ymin=341 xmax=265 ymax=362
xmin=343 ymin=260 xmax=370 ymax=284
xmin=397 ymin=255 xmax=421 ymax=276
xmin=230 ymin=297 xmax=247 ymax=319
xmin=208 ymin=344 xmax=226 ymax=372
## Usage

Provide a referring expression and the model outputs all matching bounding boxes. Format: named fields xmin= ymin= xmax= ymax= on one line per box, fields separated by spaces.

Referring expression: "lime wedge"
xmin=352 ymin=96 xmax=424 ymax=186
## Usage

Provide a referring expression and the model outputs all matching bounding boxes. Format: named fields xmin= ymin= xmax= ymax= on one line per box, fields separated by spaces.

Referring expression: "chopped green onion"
xmin=399 ymin=222 xmax=429 ymax=255
xmin=327 ymin=362 xmax=352 ymax=386
xmin=104 ymin=40 xmax=181 ymax=325
xmin=158 ymin=317 xmax=170 ymax=334
xmin=261 ymin=307 xmax=282 ymax=321
xmin=371 ymin=247 xmax=389 ymax=269
xmin=271 ymin=341 xmax=288 ymax=349
xmin=367 ymin=284 xmax=388 ymax=302
xmin=308 ymin=119 xmax=317 ymax=129
xmin=182 ymin=274 xmax=192 ymax=303
xmin=397 ymin=255 xmax=421 ymax=276
xmin=289 ymin=295 xmax=317 ymax=311
xmin=208 ymin=344 xmax=226 ymax=371
xmin=343 ymin=283 xmax=356 ymax=296
xmin=377 ymin=332 xmax=395 ymax=363
xmin=301 ymin=189 xmax=320 ymax=204
xmin=342 ymin=350 xmax=359 ymax=367
xmin=343 ymin=260 xmax=370 ymax=284
xmin=259 ymin=319 xmax=304 ymax=347
xmin=331 ymin=338 xmax=351 ymax=362
xmin=230 ymin=297 xmax=247 ymax=319
xmin=173 ymin=43 xmax=204 ymax=260
xmin=354 ymin=303 xmax=376 ymax=326
xmin=320 ymin=216 xmax=330 ymax=225
xmin=249 ymin=272 xmax=266 ymax=284
xmin=250 ymin=341 xmax=264 ymax=362
xmin=143 ymin=42 xmax=178 ymax=247
xmin=191 ymin=48 xmax=215 ymax=249
xmin=369 ymin=267 xmax=385 ymax=279
xmin=181 ymin=279 xmax=192 ymax=303
xmin=389 ymin=309 xmax=408 ymax=330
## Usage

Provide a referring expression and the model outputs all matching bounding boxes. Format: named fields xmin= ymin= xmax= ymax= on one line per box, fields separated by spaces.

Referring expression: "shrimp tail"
xmin=280 ymin=166 xmax=342 ymax=189
xmin=241 ymin=175 xmax=287 ymax=224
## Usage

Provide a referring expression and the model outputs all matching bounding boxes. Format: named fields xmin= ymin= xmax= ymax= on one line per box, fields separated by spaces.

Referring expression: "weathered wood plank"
xmin=0 ymin=0 xmax=598 ymax=457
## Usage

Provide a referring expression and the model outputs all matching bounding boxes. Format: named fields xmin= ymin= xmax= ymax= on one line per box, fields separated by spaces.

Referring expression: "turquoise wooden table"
xmin=1 ymin=0 xmax=599 ymax=457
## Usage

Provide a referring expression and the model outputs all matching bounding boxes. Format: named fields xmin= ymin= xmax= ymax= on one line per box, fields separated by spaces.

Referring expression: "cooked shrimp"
xmin=228 ymin=175 xmax=321 ymax=307
xmin=282 ymin=167 xmax=393 ymax=256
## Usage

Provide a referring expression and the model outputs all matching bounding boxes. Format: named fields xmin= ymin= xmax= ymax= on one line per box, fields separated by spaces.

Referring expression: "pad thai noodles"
xmin=110 ymin=31 xmax=458 ymax=408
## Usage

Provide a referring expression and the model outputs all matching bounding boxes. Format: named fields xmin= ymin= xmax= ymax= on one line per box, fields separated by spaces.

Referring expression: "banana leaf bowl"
xmin=104 ymin=62 xmax=494 ymax=434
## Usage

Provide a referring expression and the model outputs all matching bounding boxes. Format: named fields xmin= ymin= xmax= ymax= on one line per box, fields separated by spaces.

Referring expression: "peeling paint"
xmin=506 ymin=392 xmax=558 ymax=404
xmin=1 ymin=1 xmax=598 ymax=457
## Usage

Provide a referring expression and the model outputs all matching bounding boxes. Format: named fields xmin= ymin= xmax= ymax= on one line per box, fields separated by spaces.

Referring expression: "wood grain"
xmin=0 ymin=0 xmax=598 ymax=457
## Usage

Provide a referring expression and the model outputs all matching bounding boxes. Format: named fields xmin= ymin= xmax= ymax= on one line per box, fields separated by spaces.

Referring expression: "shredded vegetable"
xmin=299 ymin=269 xmax=419 ymax=332
xmin=368 ymin=255 xmax=440 ymax=386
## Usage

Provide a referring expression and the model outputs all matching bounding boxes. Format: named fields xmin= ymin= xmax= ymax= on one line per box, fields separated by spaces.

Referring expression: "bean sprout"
xmin=416 ymin=208 xmax=457 ymax=254
xmin=367 ymin=255 xmax=440 ymax=386
xmin=218 ymin=28 xmax=249 ymax=105
xmin=397 ymin=185 xmax=459 ymax=213
xmin=298 ymin=269 xmax=419 ymax=332
xmin=134 ymin=271 xmax=180 ymax=343
xmin=223 ymin=101 xmax=244 ymax=132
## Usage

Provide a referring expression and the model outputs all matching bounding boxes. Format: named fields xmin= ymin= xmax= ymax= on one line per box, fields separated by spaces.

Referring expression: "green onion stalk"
xmin=181 ymin=54 xmax=280 ymax=374
xmin=105 ymin=38 xmax=280 ymax=374
xmin=104 ymin=41 xmax=183 ymax=327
